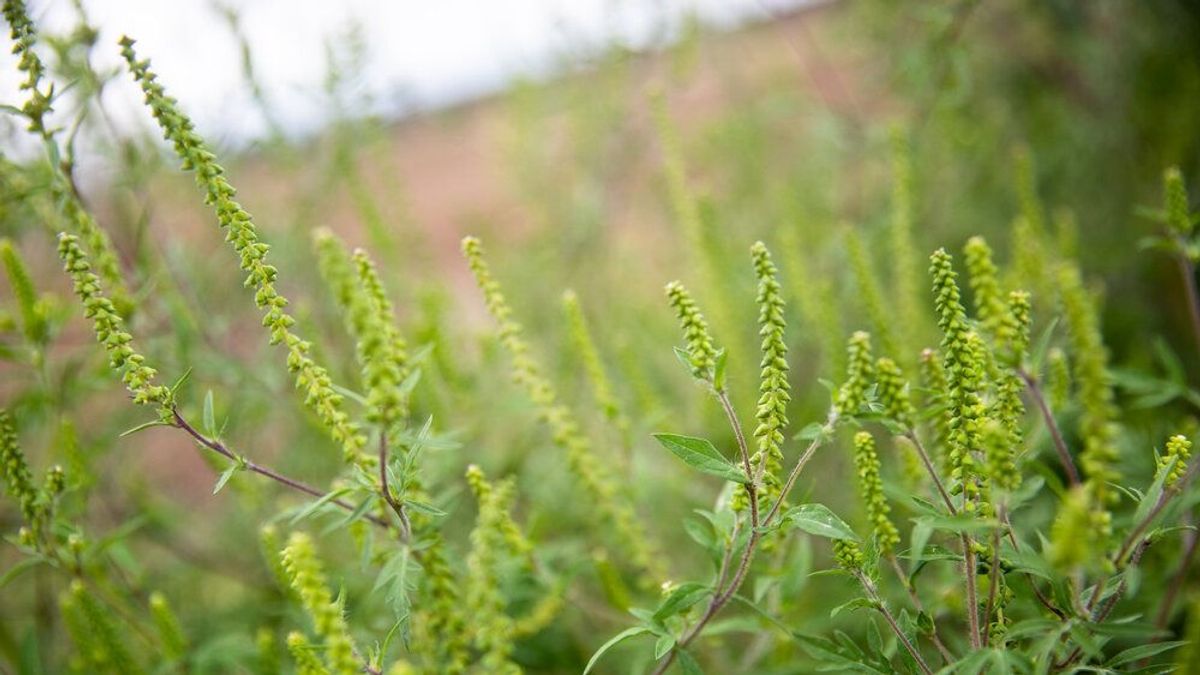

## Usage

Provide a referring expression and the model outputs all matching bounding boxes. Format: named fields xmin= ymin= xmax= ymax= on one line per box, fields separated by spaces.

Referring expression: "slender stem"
xmin=171 ymin=408 xmax=391 ymax=530
xmin=378 ymin=432 xmax=412 ymax=541
xmin=981 ymin=506 xmax=1004 ymax=648
xmin=856 ymin=570 xmax=934 ymax=675
xmin=651 ymin=410 xmax=835 ymax=675
xmin=888 ymin=554 xmax=953 ymax=664
xmin=1174 ymin=247 xmax=1200 ymax=359
xmin=716 ymin=388 xmax=759 ymax=528
xmin=1000 ymin=511 xmax=1066 ymax=619
xmin=1017 ymin=368 xmax=1080 ymax=487
xmin=1156 ymin=514 xmax=1199 ymax=629
xmin=962 ymin=531 xmax=982 ymax=650
xmin=904 ymin=429 xmax=956 ymax=515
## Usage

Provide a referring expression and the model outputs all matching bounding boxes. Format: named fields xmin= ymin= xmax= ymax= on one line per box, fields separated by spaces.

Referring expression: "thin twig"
xmin=171 ymin=408 xmax=391 ymax=530
xmin=378 ymin=432 xmax=412 ymax=541
xmin=716 ymin=388 xmax=759 ymax=527
xmin=1017 ymin=368 xmax=1080 ymax=486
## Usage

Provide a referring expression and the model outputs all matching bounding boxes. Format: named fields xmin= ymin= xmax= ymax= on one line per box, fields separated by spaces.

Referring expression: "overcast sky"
xmin=1 ymin=0 xmax=810 ymax=147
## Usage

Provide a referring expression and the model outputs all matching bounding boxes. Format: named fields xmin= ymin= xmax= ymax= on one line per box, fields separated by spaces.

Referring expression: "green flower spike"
xmin=836 ymin=331 xmax=874 ymax=416
xmin=665 ymin=279 xmax=719 ymax=382
xmin=751 ymin=241 xmax=790 ymax=503
xmin=833 ymin=539 xmax=864 ymax=571
xmin=963 ymin=236 xmax=1006 ymax=337
xmin=853 ymin=431 xmax=899 ymax=554
xmin=281 ymin=533 xmax=360 ymax=675
xmin=462 ymin=236 xmax=663 ymax=588
xmin=1165 ymin=167 xmax=1193 ymax=238
xmin=1159 ymin=434 xmax=1193 ymax=488
xmin=120 ymin=38 xmax=365 ymax=463
xmin=875 ymin=357 xmax=915 ymax=429
xmin=57 ymin=234 xmax=171 ymax=411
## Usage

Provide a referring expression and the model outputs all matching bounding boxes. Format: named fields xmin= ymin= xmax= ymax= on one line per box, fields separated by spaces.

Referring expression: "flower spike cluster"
xmin=665 ymin=280 xmax=719 ymax=382
xmin=875 ymin=357 xmax=915 ymax=429
xmin=562 ymin=289 xmax=629 ymax=439
xmin=964 ymin=237 xmax=1006 ymax=337
xmin=1159 ymin=435 xmax=1192 ymax=488
xmin=853 ymin=431 xmax=899 ymax=553
xmin=57 ymin=234 xmax=171 ymax=410
xmin=836 ymin=331 xmax=874 ymax=416
xmin=281 ymin=532 xmax=360 ymax=675
xmin=119 ymin=39 xmax=365 ymax=462
xmin=930 ymin=249 xmax=988 ymax=513
xmin=1164 ymin=167 xmax=1194 ymax=238
xmin=751 ymin=241 xmax=789 ymax=500
xmin=1 ymin=238 xmax=45 ymax=343
xmin=351 ymin=248 xmax=409 ymax=427
xmin=462 ymin=236 xmax=663 ymax=587
xmin=1058 ymin=264 xmax=1120 ymax=528
xmin=465 ymin=465 xmax=524 ymax=674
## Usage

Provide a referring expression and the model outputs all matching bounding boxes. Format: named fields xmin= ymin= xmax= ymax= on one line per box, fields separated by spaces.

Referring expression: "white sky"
xmin=1 ymin=0 xmax=810 ymax=147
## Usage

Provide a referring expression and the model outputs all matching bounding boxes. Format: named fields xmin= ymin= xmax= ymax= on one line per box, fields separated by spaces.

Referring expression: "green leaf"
xmin=913 ymin=513 xmax=1001 ymax=535
xmin=583 ymin=626 xmax=651 ymax=674
xmin=676 ymin=649 xmax=704 ymax=675
xmin=0 ymin=557 xmax=45 ymax=588
xmin=781 ymin=503 xmax=858 ymax=541
xmin=402 ymin=499 xmax=446 ymax=517
xmin=830 ymin=596 xmax=876 ymax=618
xmin=652 ymin=434 xmax=748 ymax=484
xmin=654 ymin=634 xmax=676 ymax=659
xmin=653 ymin=582 xmax=711 ymax=622
xmin=793 ymin=421 xmax=831 ymax=443
xmin=1106 ymin=640 xmax=1187 ymax=667
xmin=288 ymin=487 xmax=352 ymax=524
xmin=119 ymin=419 xmax=171 ymax=437
xmin=212 ymin=463 xmax=239 ymax=494
xmin=713 ymin=348 xmax=728 ymax=391
xmin=202 ymin=390 xmax=216 ymax=437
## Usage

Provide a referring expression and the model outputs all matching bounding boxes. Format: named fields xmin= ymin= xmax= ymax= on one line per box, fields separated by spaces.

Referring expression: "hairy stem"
xmin=856 ymin=570 xmax=934 ymax=675
xmin=1017 ymin=368 xmax=1080 ymax=486
xmin=716 ymin=388 xmax=759 ymax=527
xmin=887 ymin=553 xmax=953 ymax=664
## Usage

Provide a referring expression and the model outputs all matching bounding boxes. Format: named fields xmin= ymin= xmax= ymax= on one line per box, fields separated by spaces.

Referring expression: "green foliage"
xmin=2 ymin=3 xmax=1200 ymax=674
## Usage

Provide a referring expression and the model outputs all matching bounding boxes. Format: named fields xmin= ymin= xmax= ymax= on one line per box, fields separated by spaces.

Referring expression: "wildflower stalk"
xmin=1162 ymin=168 xmax=1200 ymax=355
xmin=119 ymin=37 xmax=366 ymax=464
xmin=462 ymin=236 xmax=662 ymax=586
xmin=1016 ymin=367 xmax=1080 ymax=485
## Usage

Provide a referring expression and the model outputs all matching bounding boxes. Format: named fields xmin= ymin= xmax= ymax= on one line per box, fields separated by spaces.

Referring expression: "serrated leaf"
xmin=782 ymin=503 xmax=858 ymax=541
xmin=652 ymin=433 xmax=748 ymax=484
xmin=583 ymin=626 xmax=651 ymax=674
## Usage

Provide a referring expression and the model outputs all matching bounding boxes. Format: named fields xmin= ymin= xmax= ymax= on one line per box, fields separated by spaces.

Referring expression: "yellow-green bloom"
xmin=1159 ymin=435 xmax=1193 ymax=488
xmin=853 ymin=431 xmax=899 ymax=553
xmin=120 ymin=39 xmax=365 ymax=463
xmin=465 ymin=465 xmax=522 ymax=674
xmin=149 ymin=591 xmax=188 ymax=662
xmin=836 ymin=331 xmax=874 ymax=416
xmin=833 ymin=539 xmax=864 ymax=571
xmin=57 ymin=234 xmax=171 ymax=410
xmin=281 ymin=533 xmax=360 ymax=675
xmin=751 ymin=241 xmax=790 ymax=502
xmin=462 ymin=237 xmax=663 ymax=588
xmin=1058 ymin=263 xmax=1120 ymax=525
xmin=963 ymin=236 xmax=1006 ymax=337
xmin=562 ymin=289 xmax=629 ymax=442
xmin=0 ymin=238 xmax=45 ymax=343
xmin=1165 ymin=167 xmax=1193 ymax=237
xmin=665 ymin=280 xmax=719 ymax=382
xmin=875 ymin=357 xmax=915 ymax=429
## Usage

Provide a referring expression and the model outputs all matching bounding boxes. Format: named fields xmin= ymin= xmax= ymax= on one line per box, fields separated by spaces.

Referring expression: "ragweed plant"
xmin=3 ymin=3 xmax=1200 ymax=673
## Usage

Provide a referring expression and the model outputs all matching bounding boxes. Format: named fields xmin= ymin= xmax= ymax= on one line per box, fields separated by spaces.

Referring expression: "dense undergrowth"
xmin=3 ymin=1 xmax=1200 ymax=673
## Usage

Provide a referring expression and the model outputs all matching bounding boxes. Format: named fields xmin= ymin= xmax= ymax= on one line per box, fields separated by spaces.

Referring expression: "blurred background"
xmin=3 ymin=0 xmax=1200 ymax=671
